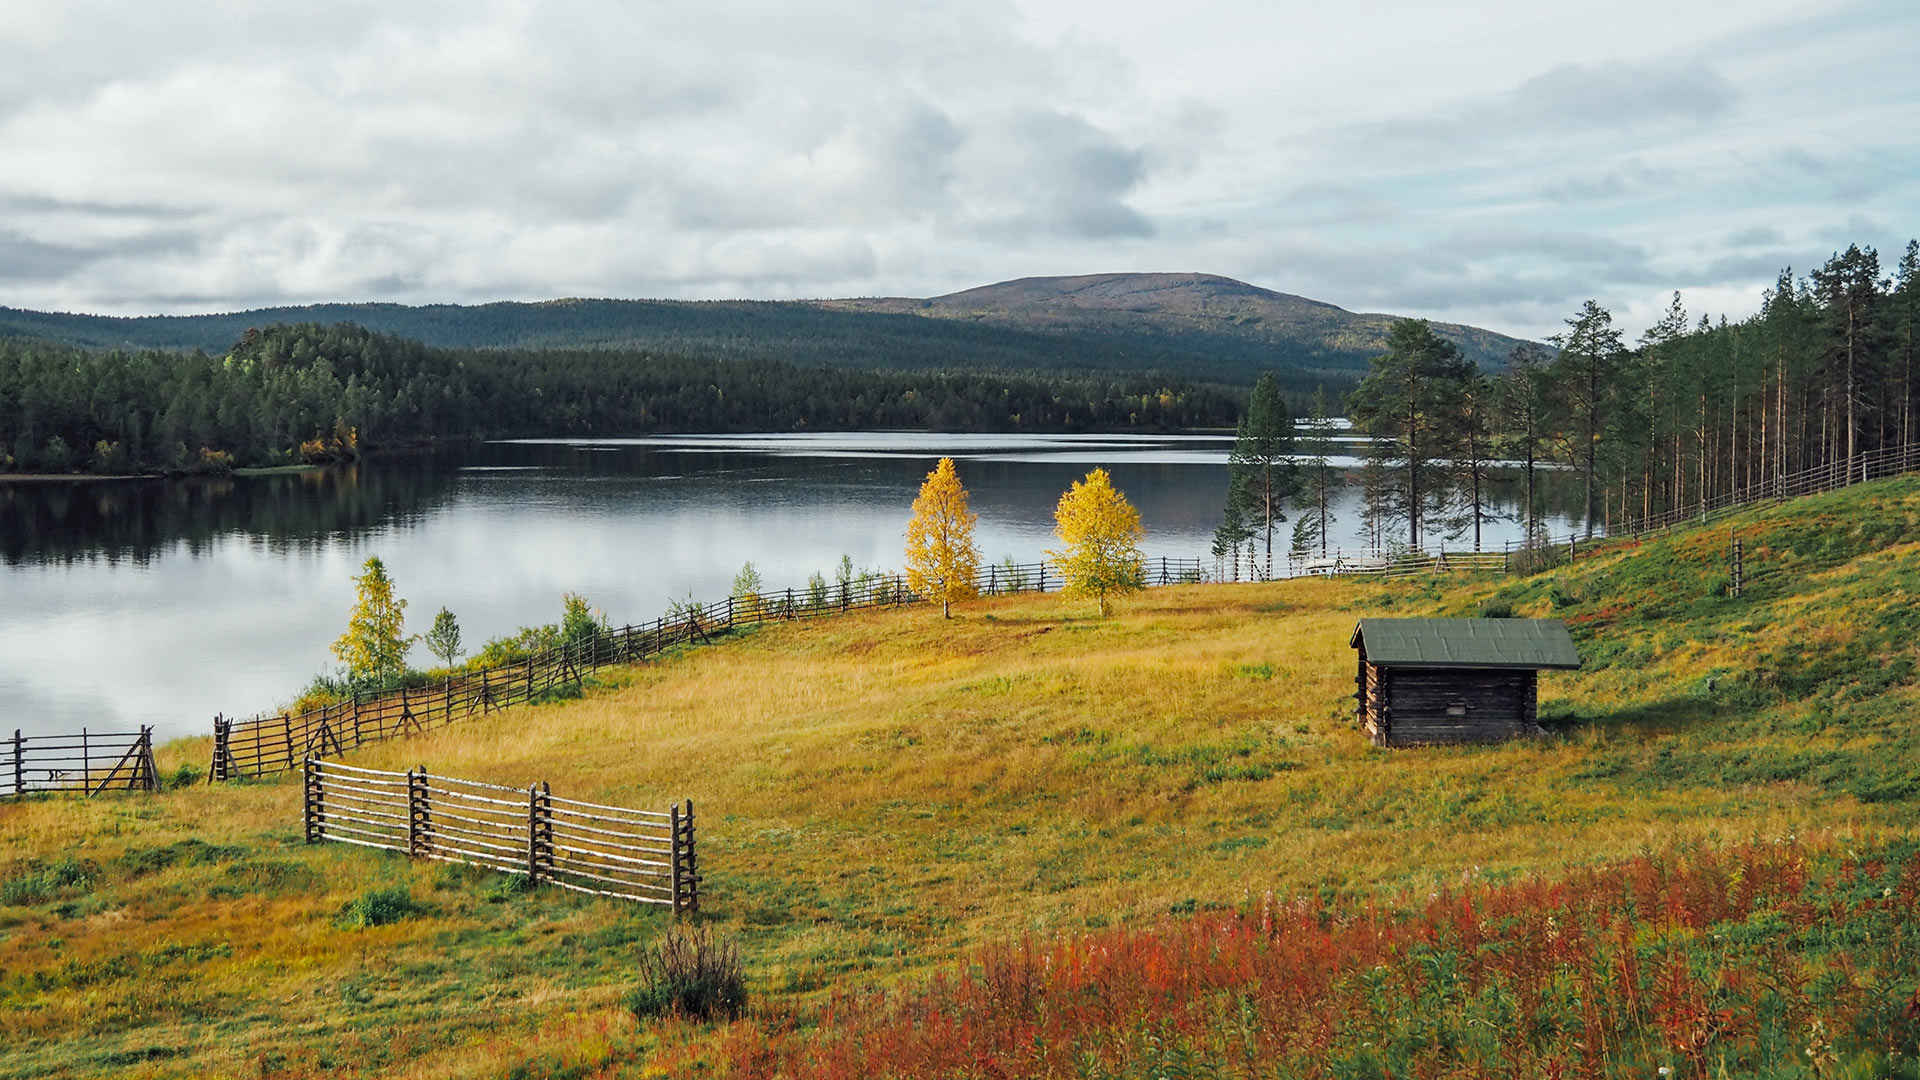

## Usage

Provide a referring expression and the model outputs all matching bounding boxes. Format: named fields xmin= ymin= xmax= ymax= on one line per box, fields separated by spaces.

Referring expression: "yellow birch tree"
xmin=905 ymin=457 xmax=981 ymax=618
xmin=1048 ymin=467 xmax=1145 ymax=616
xmin=331 ymin=556 xmax=414 ymax=686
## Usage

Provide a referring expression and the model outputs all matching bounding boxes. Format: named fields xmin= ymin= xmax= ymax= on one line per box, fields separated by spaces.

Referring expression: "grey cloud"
xmin=973 ymin=111 xmax=1153 ymax=240
xmin=0 ymin=229 xmax=200 ymax=283
xmin=1337 ymin=58 xmax=1738 ymax=165
xmin=1514 ymin=60 xmax=1735 ymax=127
xmin=1701 ymin=250 xmax=1796 ymax=283
xmin=1727 ymin=226 xmax=1784 ymax=247
xmin=0 ymin=232 xmax=93 ymax=282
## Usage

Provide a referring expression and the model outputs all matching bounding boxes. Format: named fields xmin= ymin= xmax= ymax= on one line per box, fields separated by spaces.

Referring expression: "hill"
xmin=6 ymin=478 xmax=1917 ymax=1076
xmin=0 ymin=275 xmax=1532 ymax=386
xmin=824 ymin=272 xmax=1529 ymax=372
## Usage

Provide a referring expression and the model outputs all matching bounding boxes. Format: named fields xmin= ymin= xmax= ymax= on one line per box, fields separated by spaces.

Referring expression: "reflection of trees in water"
xmin=0 ymin=443 xmax=1594 ymax=568
xmin=0 ymin=457 xmax=462 ymax=566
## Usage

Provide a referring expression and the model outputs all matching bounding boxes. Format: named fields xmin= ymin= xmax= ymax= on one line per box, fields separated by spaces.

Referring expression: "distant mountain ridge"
xmin=822 ymin=272 xmax=1527 ymax=371
xmin=0 ymin=273 xmax=1532 ymax=387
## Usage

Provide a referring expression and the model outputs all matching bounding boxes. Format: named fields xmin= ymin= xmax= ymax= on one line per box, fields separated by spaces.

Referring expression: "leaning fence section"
xmin=2 ymin=727 xmax=157 ymax=798
xmin=303 ymin=759 xmax=698 ymax=912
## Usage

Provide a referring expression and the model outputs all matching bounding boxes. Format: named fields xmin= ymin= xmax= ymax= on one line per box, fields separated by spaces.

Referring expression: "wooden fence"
xmin=215 ymin=558 xmax=1207 ymax=780
xmin=1 ymin=727 xmax=157 ymax=798
xmin=303 ymin=759 xmax=699 ymax=912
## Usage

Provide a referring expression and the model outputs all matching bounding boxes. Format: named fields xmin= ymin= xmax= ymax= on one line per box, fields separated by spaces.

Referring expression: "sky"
xmin=0 ymin=0 xmax=1914 ymax=339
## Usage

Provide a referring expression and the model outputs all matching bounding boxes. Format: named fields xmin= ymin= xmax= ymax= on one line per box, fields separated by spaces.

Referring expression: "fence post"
xmin=304 ymin=759 xmax=323 ymax=844
xmin=82 ymin=727 xmax=90 ymax=790
xmin=527 ymin=782 xmax=552 ymax=884
xmin=137 ymin=726 xmax=157 ymax=791
xmin=13 ymin=728 xmax=23 ymax=797
xmin=1038 ymin=564 xmax=1047 ymax=592
xmin=727 ymin=596 xmax=735 ymax=630
xmin=672 ymin=799 xmax=699 ymax=915
xmin=408 ymin=766 xmax=433 ymax=858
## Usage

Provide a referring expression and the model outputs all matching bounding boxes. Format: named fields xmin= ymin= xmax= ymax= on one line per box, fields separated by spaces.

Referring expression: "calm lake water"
xmin=1 ymin=433 xmax=1571 ymax=742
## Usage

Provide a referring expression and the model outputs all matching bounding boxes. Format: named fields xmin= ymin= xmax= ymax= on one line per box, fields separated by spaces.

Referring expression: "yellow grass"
xmin=1 ymin=563 xmax=1910 ymax=1078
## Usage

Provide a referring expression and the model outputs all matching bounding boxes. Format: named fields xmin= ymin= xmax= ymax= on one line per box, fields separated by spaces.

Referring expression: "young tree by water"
xmin=331 ymin=556 xmax=414 ymax=686
xmin=1443 ymin=368 xmax=1502 ymax=551
xmin=1500 ymin=343 xmax=1553 ymax=548
xmin=1221 ymin=373 xmax=1296 ymax=578
xmin=1298 ymin=386 xmax=1339 ymax=559
xmin=425 ymin=607 xmax=462 ymax=668
xmin=1048 ymin=468 xmax=1145 ymax=616
xmin=904 ymin=457 xmax=981 ymax=619
xmin=731 ymin=562 xmax=764 ymax=618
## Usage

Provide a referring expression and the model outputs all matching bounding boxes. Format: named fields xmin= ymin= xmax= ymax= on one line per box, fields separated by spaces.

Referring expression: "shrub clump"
xmin=1 ymin=858 xmax=94 ymax=905
xmin=335 ymin=885 xmax=424 ymax=928
xmin=625 ymin=923 xmax=746 ymax=1021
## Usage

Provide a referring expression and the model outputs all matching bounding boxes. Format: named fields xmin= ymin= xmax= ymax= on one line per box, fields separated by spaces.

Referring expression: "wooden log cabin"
xmin=1350 ymin=618 xmax=1581 ymax=747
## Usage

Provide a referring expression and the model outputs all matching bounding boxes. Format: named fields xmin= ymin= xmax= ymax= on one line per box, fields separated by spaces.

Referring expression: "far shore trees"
xmin=332 ymin=556 xmax=414 ymax=686
xmin=1049 ymin=467 xmax=1145 ymax=616
xmin=904 ymin=457 xmax=981 ymax=618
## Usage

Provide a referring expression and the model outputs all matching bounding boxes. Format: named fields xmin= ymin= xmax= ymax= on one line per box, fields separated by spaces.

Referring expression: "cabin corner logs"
xmin=1351 ymin=618 xmax=1583 ymax=748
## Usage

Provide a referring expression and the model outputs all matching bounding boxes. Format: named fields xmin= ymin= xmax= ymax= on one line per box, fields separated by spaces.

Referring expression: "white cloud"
xmin=0 ymin=0 xmax=1913 ymax=337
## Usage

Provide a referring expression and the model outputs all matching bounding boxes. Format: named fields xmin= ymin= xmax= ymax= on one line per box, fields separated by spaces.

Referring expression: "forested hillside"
xmin=0 ymin=273 xmax=1527 ymax=387
xmin=0 ymin=324 xmax=1244 ymax=473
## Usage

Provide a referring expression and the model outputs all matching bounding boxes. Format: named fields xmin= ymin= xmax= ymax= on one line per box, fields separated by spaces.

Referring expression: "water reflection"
xmin=0 ymin=434 xmax=1578 ymax=741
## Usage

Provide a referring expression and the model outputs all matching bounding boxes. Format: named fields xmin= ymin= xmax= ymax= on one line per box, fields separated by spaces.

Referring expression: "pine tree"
xmin=1499 ymin=344 xmax=1552 ymax=549
xmin=331 ymin=556 xmax=414 ymax=686
xmin=1229 ymin=372 xmax=1297 ymax=578
xmin=1549 ymin=301 xmax=1628 ymax=537
xmin=1048 ymin=468 xmax=1145 ymax=616
xmin=1300 ymin=386 xmax=1339 ymax=559
xmin=1349 ymin=319 xmax=1472 ymax=549
xmin=904 ymin=457 xmax=981 ymax=618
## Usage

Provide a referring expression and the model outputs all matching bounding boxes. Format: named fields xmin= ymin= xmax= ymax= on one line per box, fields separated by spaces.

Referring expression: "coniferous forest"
xmin=1340 ymin=240 xmax=1920 ymax=546
xmin=0 ymin=322 xmax=1248 ymax=473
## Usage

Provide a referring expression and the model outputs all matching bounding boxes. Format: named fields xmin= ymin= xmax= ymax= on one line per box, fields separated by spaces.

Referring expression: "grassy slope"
xmin=4 ymin=478 xmax=1920 ymax=1077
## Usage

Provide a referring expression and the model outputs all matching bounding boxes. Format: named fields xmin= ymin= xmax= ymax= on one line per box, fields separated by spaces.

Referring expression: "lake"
xmin=0 ymin=433 xmax=1573 ymax=742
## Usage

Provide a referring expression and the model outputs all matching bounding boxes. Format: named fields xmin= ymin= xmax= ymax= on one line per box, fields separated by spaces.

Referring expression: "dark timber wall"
xmin=1357 ymin=662 xmax=1538 ymax=747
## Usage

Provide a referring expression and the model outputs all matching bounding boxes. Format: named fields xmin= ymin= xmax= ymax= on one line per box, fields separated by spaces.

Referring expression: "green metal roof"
xmin=1349 ymin=618 xmax=1582 ymax=670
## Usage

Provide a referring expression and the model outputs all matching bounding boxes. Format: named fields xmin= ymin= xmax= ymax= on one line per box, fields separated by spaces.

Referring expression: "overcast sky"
xmin=0 ymin=0 xmax=1913 ymax=338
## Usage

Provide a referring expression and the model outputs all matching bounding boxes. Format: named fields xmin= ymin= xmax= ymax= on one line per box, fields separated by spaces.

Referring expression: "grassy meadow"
xmin=6 ymin=477 xmax=1920 ymax=1077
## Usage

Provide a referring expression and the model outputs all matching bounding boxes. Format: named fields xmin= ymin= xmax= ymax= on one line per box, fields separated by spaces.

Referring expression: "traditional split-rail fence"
xmin=214 ymin=558 xmax=1206 ymax=781
xmin=1 ymin=727 xmax=158 ymax=798
xmin=303 ymin=759 xmax=699 ymax=912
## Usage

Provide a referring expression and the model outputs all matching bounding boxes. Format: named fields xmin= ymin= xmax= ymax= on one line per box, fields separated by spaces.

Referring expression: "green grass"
xmin=4 ymin=476 xmax=1920 ymax=1077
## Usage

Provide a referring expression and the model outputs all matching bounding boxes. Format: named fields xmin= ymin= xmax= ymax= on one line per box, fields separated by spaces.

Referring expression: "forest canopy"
xmin=0 ymin=322 xmax=1253 ymax=473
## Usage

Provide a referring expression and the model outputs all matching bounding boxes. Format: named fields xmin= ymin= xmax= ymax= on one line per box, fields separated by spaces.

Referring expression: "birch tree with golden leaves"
xmin=905 ymin=457 xmax=981 ymax=618
xmin=331 ymin=556 xmax=415 ymax=686
xmin=1048 ymin=467 xmax=1145 ymax=616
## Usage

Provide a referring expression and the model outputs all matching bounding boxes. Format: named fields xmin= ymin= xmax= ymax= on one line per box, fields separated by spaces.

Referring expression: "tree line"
xmin=1215 ymin=238 xmax=1920 ymax=555
xmin=0 ymin=322 xmax=1255 ymax=473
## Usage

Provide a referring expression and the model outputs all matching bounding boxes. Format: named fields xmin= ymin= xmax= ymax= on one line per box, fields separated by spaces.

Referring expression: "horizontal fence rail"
xmin=2 ymin=727 xmax=157 ymax=798
xmin=303 ymin=759 xmax=698 ymax=912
